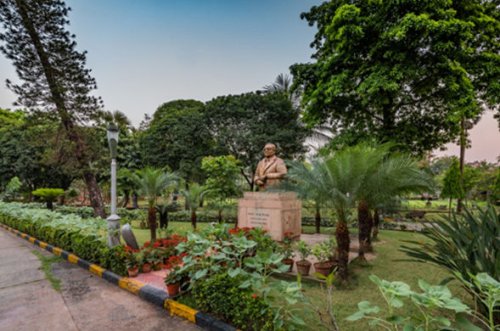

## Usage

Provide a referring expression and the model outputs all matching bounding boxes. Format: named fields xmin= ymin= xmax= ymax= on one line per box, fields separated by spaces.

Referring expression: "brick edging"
xmin=0 ymin=223 xmax=236 ymax=331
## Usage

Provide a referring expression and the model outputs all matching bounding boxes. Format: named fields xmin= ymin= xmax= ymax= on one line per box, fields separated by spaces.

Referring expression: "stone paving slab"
xmin=0 ymin=229 xmax=200 ymax=331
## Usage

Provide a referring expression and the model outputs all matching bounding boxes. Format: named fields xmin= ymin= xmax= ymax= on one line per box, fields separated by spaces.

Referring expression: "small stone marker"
xmin=121 ymin=224 xmax=139 ymax=249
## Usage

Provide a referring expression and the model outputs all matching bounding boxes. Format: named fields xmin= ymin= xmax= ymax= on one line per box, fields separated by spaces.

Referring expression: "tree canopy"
xmin=140 ymin=100 xmax=213 ymax=183
xmin=291 ymin=0 xmax=499 ymax=155
xmin=204 ymin=92 xmax=309 ymax=190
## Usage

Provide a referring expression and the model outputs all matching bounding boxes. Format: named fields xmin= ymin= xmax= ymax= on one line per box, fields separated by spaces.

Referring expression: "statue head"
xmin=263 ymin=143 xmax=277 ymax=158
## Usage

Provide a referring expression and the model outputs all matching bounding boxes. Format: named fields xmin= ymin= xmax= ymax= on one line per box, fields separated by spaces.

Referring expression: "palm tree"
xmin=280 ymin=160 xmax=330 ymax=234
xmin=181 ymin=183 xmax=209 ymax=230
xmin=131 ymin=167 xmax=178 ymax=241
xmin=353 ymin=146 xmax=433 ymax=260
xmin=281 ymin=154 xmax=357 ymax=281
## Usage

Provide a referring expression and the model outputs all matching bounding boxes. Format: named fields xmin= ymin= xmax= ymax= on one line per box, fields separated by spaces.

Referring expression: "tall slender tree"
xmin=0 ymin=0 xmax=106 ymax=217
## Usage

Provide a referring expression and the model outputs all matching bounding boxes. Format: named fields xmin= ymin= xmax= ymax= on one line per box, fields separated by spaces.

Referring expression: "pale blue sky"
xmin=0 ymin=0 xmax=498 ymax=161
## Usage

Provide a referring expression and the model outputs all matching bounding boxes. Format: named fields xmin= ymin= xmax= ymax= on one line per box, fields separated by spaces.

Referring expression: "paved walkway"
xmin=0 ymin=228 xmax=200 ymax=331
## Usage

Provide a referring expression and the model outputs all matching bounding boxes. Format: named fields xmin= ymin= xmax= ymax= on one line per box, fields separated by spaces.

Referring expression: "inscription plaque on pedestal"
xmin=238 ymin=192 xmax=301 ymax=241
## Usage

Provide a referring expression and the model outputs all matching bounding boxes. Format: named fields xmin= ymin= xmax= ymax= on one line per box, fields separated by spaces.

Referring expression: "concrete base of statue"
xmin=237 ymin=192 xmax=301 ymax=241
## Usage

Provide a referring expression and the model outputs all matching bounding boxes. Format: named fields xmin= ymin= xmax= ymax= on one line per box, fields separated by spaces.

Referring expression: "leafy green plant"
xmin=165 ymin=266 xmax=183 ymax=285
xmin=401 ymin=204 xmax=499 ymax=320
xmin=296 ymin=240 xmax=311 ymax=262
xmin=457 ymin=273 xmax=500 ymax=331
xmin=312 ymin=241 xmax=333 ymax=263
xmin=0 ymin=202 xmax=126 ymax=275
xmin=192 ymin=272 xmax=274 ymax=330
xmin=346 ymin=275 xmax=477 ymax=331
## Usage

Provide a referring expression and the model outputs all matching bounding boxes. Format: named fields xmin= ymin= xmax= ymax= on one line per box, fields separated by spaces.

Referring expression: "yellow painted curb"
xmin=89 ymin=264 xmax=104 ymax=277
xmin=52 ymin=247 xmax=63 ymax=256
xmin=165 ymin=299 xmax=197 ymax=323
xmin=118 ymin=278 xmax=145 ymax=295
xmin=28 ymin=237 xmax=36 ymax=243
xmin=21 ymin=233 xmax=27 ymax=238
xmin=39 ymin=242 xmax=48 ymax=249
xmin=67 ymin=254 xmax=79 ymax=264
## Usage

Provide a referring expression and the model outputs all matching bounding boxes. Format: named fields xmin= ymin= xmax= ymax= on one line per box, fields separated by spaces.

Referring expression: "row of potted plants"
xmin=124 ymin=234 xmax=186 ymax=277
xmin=281 ymin=233 xmax=337 ymax=277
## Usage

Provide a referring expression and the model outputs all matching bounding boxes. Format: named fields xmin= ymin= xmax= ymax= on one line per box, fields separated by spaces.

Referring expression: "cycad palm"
xmin=354 ymin=146 xmax=433 ymax=260
xmin=282 ymin=160 xmax=331 ymax=233
xmin=132 ymin=167 xmax=178 ymax=241
xmin=181 ymin=183 xmax=208 ymax=230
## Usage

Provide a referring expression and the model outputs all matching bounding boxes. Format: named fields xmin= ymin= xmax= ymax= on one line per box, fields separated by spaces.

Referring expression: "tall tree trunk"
xmin=132 ymin=193 xmax=139 ymax=209
xmin=315 ymin=203 xmax=321 ymax=234
xmin=335 ymin=219 xmax=350 ymax=282
xmin=121 ymin=191 xmax=130 ymax=208
xmin=218 ymin=209 xmax=223 ymax=223
xmin=83 ymin=171 xmax=105 ymax=218
xmin=372 ymin=208 xmax=380 ymax=240
xmin=357 ymin=200 xmax=373 ymax=261
xmin=191 ymin=210 xmax=197 ymax=230
xmin=14 ymin=0 xmax=105 ymax=218
xmin=148 ymin=206 xmax=157 ymax=241
xmin=457 ymin=116 xmax=465 ymax=213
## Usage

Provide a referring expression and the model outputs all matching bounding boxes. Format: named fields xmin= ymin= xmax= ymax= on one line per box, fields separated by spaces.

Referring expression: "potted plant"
xmin=295 ymin=240 xmax=311 ymax=276
xmin=125 ymin=251 xmax=139 ymax=277
xmin=312 ymin=241 xmax=336 ymax=277
xmin=138 ymin=251 xmax=152 ymax=273
xmin=280 ymin=232 xmax=295 ymax=272
xmin=164 ymin=266 xmax=182 ymax=297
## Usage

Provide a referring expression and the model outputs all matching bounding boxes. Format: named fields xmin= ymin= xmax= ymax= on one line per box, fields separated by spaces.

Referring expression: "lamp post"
xmin=106 ymin=123 xmax=121 ymax=247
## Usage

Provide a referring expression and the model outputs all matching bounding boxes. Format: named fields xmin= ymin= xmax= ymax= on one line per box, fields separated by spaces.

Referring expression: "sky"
xmin=0 ymin=0 xmax=498 ymax=162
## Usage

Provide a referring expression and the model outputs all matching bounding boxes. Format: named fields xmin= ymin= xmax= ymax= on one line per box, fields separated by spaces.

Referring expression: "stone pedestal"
xmin=238 ymin=192 xmax=301 ymax=241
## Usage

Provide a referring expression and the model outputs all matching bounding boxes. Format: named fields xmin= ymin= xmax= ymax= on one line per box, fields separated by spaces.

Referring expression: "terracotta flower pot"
xmin=153 ymin=263 xmax=163 ymax=271
xmin=314 ymin=261 xmax=336 ymax=277
xmin=166 ymin=283 xmax=180 ymax=297
xmin=141 ymin=263 xmax=152 ymax=273
xmin=127 ymin=267 xmax=139 ymax=278
xmin=296 ymin=260 xmax=311 ymax=276
xmin=282 ymin=258 xmax=294 ymax=273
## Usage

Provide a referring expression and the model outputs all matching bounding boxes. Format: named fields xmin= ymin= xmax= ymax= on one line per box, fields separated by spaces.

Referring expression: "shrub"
xmin=0 ymin=202 xmax=126 ymax=275
xmin=192 ymin=272 xmax=274 ymax=331
xmin=401 ymin=204 xmax=499 ymax=320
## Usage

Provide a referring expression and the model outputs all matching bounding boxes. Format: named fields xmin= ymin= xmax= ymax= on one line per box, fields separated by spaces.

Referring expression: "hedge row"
xmin=0 ymin=202 xmax=126 ymax=275
xmin=54 ymin=205 xmax=335 ymax=226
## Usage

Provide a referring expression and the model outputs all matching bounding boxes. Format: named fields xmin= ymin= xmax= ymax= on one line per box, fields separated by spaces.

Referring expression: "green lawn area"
xmin=132 ymin=222 xmax=470 ymax=330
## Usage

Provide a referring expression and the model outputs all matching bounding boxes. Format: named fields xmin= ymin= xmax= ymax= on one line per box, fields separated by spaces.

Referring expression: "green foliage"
xmin=312 ymin=240 xmax=335 ymax=263
xmin=175 ymin=224 xmax=306 ymax=330
xmin=140 ymin=100 xmax=213 ymax=183
xmin=458 ymin=273 xmax=500 ymax=331
xmin=204 ymin=92 xmax=308 ymax=190
xmin=401 ymin=204 xmax=500 ymax=321
xmin=201 ymin=155 xmax=241 ymax=200
xmin=292 ymin=0 xmax=500 ymax=154
xmin=2 ymin=176 xmax=22 ymax=201
xmin=32 ymin=188 xmax=65 ymax=201
xmin=32 ymin=188 xmax=65 ymax=210
xmin=296 ymin=240 xmax=311 ymax=261
xmin=0 ymin=202 xmax=126 ymax=275
xmin=346 ymin=275 xmax=476 ymax=331
xmin=192 ymin=272 xmax=274 ymax=331
xmin=132 ymin=167 xmax=179 ymax=208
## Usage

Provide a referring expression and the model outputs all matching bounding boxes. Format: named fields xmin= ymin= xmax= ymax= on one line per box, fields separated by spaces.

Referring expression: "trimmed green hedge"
xmin=0 ymin=202 xmax=126 ymax=275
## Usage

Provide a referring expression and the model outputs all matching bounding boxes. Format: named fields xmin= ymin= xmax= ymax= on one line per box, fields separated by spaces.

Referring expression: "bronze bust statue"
xmin=254 ymin=143 xmax=287 ymax=190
